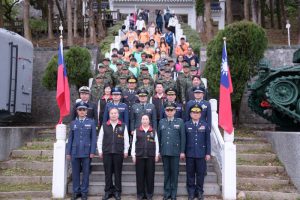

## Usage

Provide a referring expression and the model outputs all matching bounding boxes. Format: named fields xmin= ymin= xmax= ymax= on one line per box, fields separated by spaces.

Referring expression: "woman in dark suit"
xmin=98 ymin=84 xmax=113 ymax=126
xmin=131 ymin=114 xmax=160 ymax=200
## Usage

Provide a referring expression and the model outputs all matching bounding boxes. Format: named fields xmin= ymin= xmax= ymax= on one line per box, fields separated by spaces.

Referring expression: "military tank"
xmin=248 ymin=48 xmax=300 ymax=128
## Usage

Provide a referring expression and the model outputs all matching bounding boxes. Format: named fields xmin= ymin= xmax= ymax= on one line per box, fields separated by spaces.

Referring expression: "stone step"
xmin=11 ymin=150 xmax=53 ymax=158
xmin=0 ymin=176 xmax=52 ymax=184
xmin=236 ymin=143 xmax=272 ymax=153
xmin=237 ymin=177 xmax=290 ymax=188
xmin=68 ymin=182 xmax=221 ymax=196
xmin=85 ymin=171 xmax=217 ymax=183
xmin=237 ymin=153 xmax=277 ymax=162
xmin=235 ymin=137 xmax=268 ymax=143
xmin=243 ymin=191 xmax=300 ymax=200
xmin=91 ymin=162 xmax=215 ymax=172
xmin=237 ymin=165 xmax=285 ymax=174
xmin=0 ymin=160 xmax=53 ymax=171
xmin=26 ymin=141 xmax=53 ymax=147
xmin=0 ymin=191 xmax=51 ymax=199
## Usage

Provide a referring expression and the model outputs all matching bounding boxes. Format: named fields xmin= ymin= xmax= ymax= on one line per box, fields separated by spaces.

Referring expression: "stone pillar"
xmin=188 ymin=5 xmax=197 ymax=29
xmin=219 ymin=0 xmax=225 ymax=29
xmin=52 ymin=124 xmax=68 ymax=198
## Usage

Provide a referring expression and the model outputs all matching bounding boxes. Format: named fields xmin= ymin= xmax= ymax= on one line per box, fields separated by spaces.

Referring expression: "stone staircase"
xmin=0 ymin=128 xmax=55 ymax=199
xmin=236 ymin=129 xmax=300 ymax=200
xmin=67 ymin=155 xmax=222 ymax=198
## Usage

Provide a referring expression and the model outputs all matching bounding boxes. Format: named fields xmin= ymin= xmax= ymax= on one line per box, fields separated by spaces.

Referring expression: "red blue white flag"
xmin=56 ymin=39 xmax=70 ymax=124
xmin=219 ymin=40 xmax=233 ymax=134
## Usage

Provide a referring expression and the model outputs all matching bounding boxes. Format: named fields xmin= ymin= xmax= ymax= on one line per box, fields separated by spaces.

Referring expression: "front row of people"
xmin=67 ymin=101 xmax=211 ymax=200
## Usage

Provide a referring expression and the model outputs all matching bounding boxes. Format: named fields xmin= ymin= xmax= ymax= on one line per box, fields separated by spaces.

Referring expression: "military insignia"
xmin=146 ymin=109 xmax=152 ymax=112
xmin=117 ymin=134 xmax=124 ymax=138
xmin=74 ymin=125 xmax=77 ymax=129
xmin=119 ymin=107 xmax=125 ymax=110
xmin=124 ymin=96 xmax=128 ymax=98
xmin=161 ymin=125 xmax=165 ymax=129
xmin=118 ymin=127 xmax=123 ymax=131
xmin=201 ymin=104 xmax=207 ymax=109
xmin=84 ymin=124 xmax=91 ymax=128
xmin=149 ymin=132 xmax=154 ymax=138
xmin=176 ymin=107 xmax=181 ymax=110
xmin=188 ymin=127 xmax=192 ymax=130
xmin=199 ymin=126 xmax=205 ymax=131
xmin=174 ymin=124 xmax=180 ymax=129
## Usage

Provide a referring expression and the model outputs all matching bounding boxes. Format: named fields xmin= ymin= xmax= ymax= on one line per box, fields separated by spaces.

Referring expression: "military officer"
xmin=185 ymin=104 xmax=211 ymax=200
xmin=158 ymin=102 xmax=186 ymax=200
xmin=138 ymin=74 xmax=154 ymax=101
xmin=161 ymin=87 xmax=184 ymax=120
xmin=97 ymin=63 xmax=113 ymax=86
xmin=186 ymin=75 xmax=207 ymax=102
xmin=71 ymin=86 xmax=98 ymax=126
xmin=122 ymin=76 xmax=139 ymax=115
xmin=103 ymin=87 xmax=129 ymax=128
xmin=97 ymin=107 xmax=130 ymax=200
xmin=116 ymin=75 xmax=128 ymax=92
xmin=138 ymin=65 xmax=155 ymax=87
xmin=130 ymin=89 xmax=157 ymax=134
xmin=152 ymin=81 xmax=167 ymax=125
xmin=90 ymin=74 xmax=105 ymax=103
xmin=66 ymin=102 xmax=97 ymax=200
xmin=176 ymin=63 xmax=191 ymax=104
xmin=185 ymin=86 xmax=211 ymax=130
xmin=162 ymin=69 xmax=177 ymax=91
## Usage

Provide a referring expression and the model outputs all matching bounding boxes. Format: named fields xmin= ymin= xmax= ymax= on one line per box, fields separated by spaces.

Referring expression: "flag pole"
xmin=220 ymin=37 xmax=237 ymax=200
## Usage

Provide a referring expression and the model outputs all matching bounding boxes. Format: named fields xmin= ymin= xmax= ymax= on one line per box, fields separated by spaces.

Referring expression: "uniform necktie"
xmin=142 ymin=104 xmax=145 ymax=109
xmin=194 ymin=122 xmax=197 ymax=127
xmin=80 ymin=120 xmax=83 ymax=123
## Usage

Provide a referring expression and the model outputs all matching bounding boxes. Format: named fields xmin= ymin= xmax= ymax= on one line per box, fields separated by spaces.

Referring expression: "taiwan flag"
xmin=219 ymin=40 xmax=233 ymax=134
xmin=56 ymin=39 xmax=70 ymax=124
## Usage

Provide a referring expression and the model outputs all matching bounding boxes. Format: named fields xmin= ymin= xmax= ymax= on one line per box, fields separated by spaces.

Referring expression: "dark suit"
xmin=71 ymin=101 xmax=98 ymax=126
xmin=130 ymin=103 xmax=157 ymax=132
xmin=185 ymin=100 xmax=211 ymax=130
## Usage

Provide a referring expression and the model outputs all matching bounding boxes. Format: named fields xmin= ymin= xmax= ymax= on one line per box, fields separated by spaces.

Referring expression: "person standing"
xmin=164 ymin=9 xmax=172 ymax=29
xmin=98 ymin=84 xmax=113 ymax=126
xmin=131 ymin=114 xmax=160 ymax=200
xmin=161 ymin=87 xmax=184 ymax=120
xmin=152 ymin=82 xmax=167 ymax=125
xmin=97 ymin=108 xmax=130 ymax=200
xmin=66 ymin=102 xmax=97 ymax=200
xmin=71 ymin=86 xmax=98 ymax=126
xmin=185 ymin=104 xmax=211 ymax=200
xmin=130 ymin=89 xmax=157 ymax=134
xmin=156 ymin=10 xmax=163 ymax=32
xmin=158 ymin=102 xmax=186 ymax=200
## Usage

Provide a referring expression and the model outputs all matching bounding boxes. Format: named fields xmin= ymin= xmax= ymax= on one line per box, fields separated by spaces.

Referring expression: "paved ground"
xmin=16 ymin=196 xmax=221 ymax=200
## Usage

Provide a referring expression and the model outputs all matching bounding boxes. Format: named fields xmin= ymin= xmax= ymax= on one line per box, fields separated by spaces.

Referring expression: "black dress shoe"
xmin=102 ymin=192 xmax=110 ymax=200
xmin=188 ymin=196 xmax=194 ymax=200
xmin=197 ymin=193 xmax=204 ymax=200
xmin=162 ymin=197 xmax=168 ymax=200
xmin=114 ymin=192 xmax=121 ymax=200
xmin=71 ymin=193 xmax=81 ymax=200
xmin=171 ymin=198 xmax=176 ymax=200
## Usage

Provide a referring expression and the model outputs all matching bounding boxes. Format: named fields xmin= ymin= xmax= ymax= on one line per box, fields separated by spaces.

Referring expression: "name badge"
xmin=201 ymin=104 xmax=207 ymax=109
xmin=199 ymin=125 xmax=205 ymax=130
xmin=146 ymin=108 xmax=152 ymax=112
xmin=174 ymin=124 xmax=180 ymax=129
xmin=119 ymin=107 xmax=125 ymax=111
xmin=84 ymin=124 xmax=91 ymax=128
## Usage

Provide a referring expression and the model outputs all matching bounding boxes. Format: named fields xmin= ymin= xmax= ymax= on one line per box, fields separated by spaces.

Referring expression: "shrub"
xmin=42 ymin=46 xmax=92 ymax=90
xmin=203 ymin=21 xmax=268 ymax=111
xmin=30 ymin=19 xmax=47 ymax=32
xmin=181 ymin=23 xmax=201 ymax=55
xmin=99 ymin=21 xmax=123 ymax=55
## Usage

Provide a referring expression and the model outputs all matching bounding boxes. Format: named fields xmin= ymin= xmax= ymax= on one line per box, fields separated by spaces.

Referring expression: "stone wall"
xmin=32 ymin=46 xmax=99 ymax=123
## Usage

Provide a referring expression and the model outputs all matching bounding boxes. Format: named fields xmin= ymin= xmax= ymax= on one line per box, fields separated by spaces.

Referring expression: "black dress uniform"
xmin=161 ymin=88 xmax=185 ymax=120
xmin=185 ymin=104 xmax=211 ymax=200
xmin=131 ymin=126 xmax=159 ymax=200
xmin=66 ymin=102 xmax=97 ymax=200
xmin=158 ymin=102 xmax=186 ymax=200
xmin=152 ymin=93 xmax=167 ymax=125
xmin=130 ymin=89 xmax=157 ymax=132
xmin=97 ymin=120 xmax=130 ymax=200
xmin=122 ymin=76 xmax=140 ymax=115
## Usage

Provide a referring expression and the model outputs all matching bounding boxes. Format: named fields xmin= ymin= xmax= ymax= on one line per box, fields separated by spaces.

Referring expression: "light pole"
xmin=286 ymin=20 xmax=291 ymax=47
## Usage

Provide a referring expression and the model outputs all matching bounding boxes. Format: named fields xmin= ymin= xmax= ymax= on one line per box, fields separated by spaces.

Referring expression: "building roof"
xmin=113 ymin=0 xmax=194 ymax=2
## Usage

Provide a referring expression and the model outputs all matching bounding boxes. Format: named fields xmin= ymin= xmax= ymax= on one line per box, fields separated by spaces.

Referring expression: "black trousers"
xmin=103 ymin=153 xmax=124 ymax=194
xmin=186 ymin=157 xmax=206 ymax=197
xmin=71 ymin=157 xmax=91 ymax=194
xmin=135 ymin=157 xmax=155 ymax=198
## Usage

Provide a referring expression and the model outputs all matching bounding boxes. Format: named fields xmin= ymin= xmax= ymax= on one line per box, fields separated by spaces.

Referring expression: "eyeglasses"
xmin=78 ymin=108 xmax=87 ymax=111
xmin=166 ymin=109 xmax=175 ymax=112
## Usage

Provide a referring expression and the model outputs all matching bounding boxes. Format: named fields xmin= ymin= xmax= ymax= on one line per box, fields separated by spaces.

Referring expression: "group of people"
xmin=66 ymin=10 xmax=211 ymax=200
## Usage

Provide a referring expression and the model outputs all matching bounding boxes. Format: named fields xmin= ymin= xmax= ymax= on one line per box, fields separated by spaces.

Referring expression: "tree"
xmin=270 ymin=0 xmax=274 ymax=28
xmin=279 ymin=0 xmax=286 ymax=31
xmin=226 ymin=0 xmax=233 ymax=24
xmin=97 ymin=0 xmax=106 ymax=38
xmin=73 ymin=0 xmax=79 ymax=38
xmin=67 ymin=0 xmax=73 ymax=46
xmin=204 ymin=0 xmax=213 ymax=41
xmin=298 ymin=3 xmax=300 ymax=44
xmin=29 ymin=0 xmax=48 ymax=20
xmin=195 ymin=0 xmax=205 ymax=33
xmin=244 ymin=0 xmax=250 ymax=20
xmin=2 ymin=0 xmax=20 ymax=23
xmin=0 ymin=0 xmax=3 ymax=27
xmin=276 ymin=0 xmax=282 ymax=29
xmin=42 ymin=46 xmax=93 ymax=90
xmin=251 ymin=0 xmax=258 ymax=23
xmin=55 ymin=0 xmax=64 ymax=23
xmin=47 ymin=0 xmax=54 ymax=39
xmin=203 ymin=21 xmax=267 ymax=120
xmin=23 ymin=0 xmax=31 ymax=41
xmin=89 ymin=0 xmax=97 ymax=44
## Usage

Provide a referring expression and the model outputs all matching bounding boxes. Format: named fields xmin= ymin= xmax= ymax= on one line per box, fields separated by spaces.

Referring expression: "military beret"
xmin=96 ymin=74 xmax=104 ymax=79
xmin=190 ymin=103 xmax=202 ymax=113
xmin=183 ymin=63 xmax=190 ymax=68
xmin=127 ymin=76 xmax=137 ymax=83
xmin=159 ymin=66 xmax=165 ymax=71
xmin=140 ymin=65 xmax=149 ymax=70
xmin=76 ymin=101 xmax=89 ymax=110
xmin=168 ymin=58 xmax=174 ymax=62
xmin=165 ymin=69 xmax=172 ymax=73
xmin=111 ymin=87 xmax=122 ymax=95
xmin=142 ymin=75 xmax=151 ymax=80
xmin=111 ymin=54 xmax=118 ymax=58
xmin=79 ymin=86 xmax=91 ymax=94
xmin=165 ymin=87 xmax=177 ymax=95
xmin=193 ymin=86 xmax=205 ymax=93
xmin=103 ymin=57 xmax=110 ymax=62
xmin=164 ymin=102 xmax=176 ymax=109
xmin=123 ymin=61 xmax=130 ymax=66
xmin=120 ymin=75 xmax=127 ymax=79
xmin=117 ymin=60 xmax=123 ymax=65
xmin=137 ymin=88 xmax=149 ymax=96
xmin=190 ymin=66 xmax=197 ymax=71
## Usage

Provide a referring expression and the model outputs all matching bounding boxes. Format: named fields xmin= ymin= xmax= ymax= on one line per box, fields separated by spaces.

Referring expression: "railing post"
xmin=222 ymin=130 xmax=236 ymax=199
xmin=52 ymin=124 xmax=68 ymax=198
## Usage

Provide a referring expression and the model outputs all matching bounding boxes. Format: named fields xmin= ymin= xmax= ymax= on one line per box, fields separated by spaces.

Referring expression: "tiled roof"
xmin=113 ymin=0 xmax=194 ymax=2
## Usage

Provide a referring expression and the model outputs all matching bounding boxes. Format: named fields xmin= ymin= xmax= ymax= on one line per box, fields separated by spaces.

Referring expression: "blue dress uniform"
xmin=185 ymin=105 xmax=211 ymax=200
xmin=158 ymin=102 xmax=186 ymax=200
xmin=103 ymin=87 xmax=129 ymax=128
xmin=130 ymin=89 xmax=157 ymax=132
xmin=66 ymin=102 xmax=97 ymax=199
xmin=185 ymin=86 xmax=211 ymax=130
